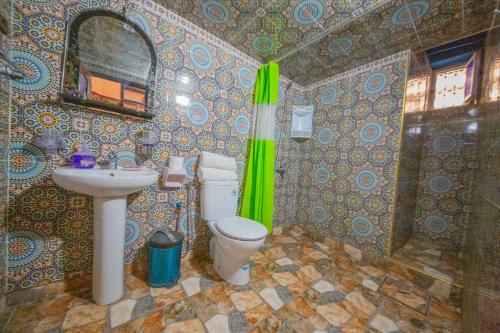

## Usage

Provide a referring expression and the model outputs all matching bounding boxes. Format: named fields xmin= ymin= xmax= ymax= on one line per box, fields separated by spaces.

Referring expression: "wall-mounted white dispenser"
xmin=291 ymin=105 xmax=314 ymax=138
xmin=163 ymin=156 xmax=187 ymax=188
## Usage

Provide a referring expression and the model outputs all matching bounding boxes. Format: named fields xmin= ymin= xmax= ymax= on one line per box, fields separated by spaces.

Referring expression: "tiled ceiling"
xmin=157 ymin=0 xmax=499 ymax=86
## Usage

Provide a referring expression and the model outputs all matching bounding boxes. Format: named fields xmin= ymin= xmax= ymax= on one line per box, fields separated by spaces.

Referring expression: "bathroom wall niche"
xmin=61 ymin=9 xmax=156 ymax=119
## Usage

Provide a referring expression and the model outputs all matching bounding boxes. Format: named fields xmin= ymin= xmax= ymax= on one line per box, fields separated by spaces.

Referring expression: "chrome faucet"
xmin=107 ymin=151 xmax=118 ymax=169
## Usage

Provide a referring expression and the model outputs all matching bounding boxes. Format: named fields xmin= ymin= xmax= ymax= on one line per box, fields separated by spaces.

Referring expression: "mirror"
xmin=61 ymin=9 xmax=156 ymax=119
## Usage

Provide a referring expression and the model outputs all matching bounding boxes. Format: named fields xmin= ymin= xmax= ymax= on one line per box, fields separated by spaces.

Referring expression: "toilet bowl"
xmin=201 ymin=180 xmax=268 ymax=285
xmin=208 ymin=216 xmax=267 ymax=285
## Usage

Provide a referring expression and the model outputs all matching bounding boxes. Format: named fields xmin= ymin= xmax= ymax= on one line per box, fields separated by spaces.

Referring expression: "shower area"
xmin=390 ymin=27 xmax=500 ymax=331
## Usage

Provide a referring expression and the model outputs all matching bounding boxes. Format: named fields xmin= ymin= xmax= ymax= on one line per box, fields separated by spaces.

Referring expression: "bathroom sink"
xmin=53 ymin=166 xmax=158 ymax=197
xmin=52 ymin=166 xmax=158 ymax=305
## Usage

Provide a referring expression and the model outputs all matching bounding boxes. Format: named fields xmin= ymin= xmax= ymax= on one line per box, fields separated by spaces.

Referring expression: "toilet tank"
xmin=201 ymin=181 xmax=239 ymax=220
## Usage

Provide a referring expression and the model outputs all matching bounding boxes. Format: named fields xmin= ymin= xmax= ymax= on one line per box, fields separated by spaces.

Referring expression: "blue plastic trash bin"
xmin=148 ymin=230 xmax=183 ymax=288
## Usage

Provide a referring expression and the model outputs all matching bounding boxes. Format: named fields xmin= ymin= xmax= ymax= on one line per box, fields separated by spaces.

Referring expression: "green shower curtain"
xmin=240 ymin=61 xmax=279 ymax=233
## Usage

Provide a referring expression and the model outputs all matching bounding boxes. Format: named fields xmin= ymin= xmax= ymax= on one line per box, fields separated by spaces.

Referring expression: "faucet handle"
xmin=108 ymin=151 xmax=117 ymax=159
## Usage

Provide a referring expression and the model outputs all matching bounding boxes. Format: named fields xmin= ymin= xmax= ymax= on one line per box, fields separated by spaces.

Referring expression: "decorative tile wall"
xmin=273 ymin=84 xmax=304 ymax=228
xmin=462 ymin=103 xmax=500 ymax=332
xmin=294 ymin=51 xmax=409 ymax=256
xmin=390 ymin=111 xmax=423 ymax=253
xmin=6 ymin=0 xmax=298 ymax=292
xmin=412 ymin=106 xmax=479 ymax=254
xmin=462 ymin=28 xmax=500 ymax=332
xmin=0 ymin=0 xmax=11 ymax=311
xmin=153 ymin=0 xmax=497 ymax=86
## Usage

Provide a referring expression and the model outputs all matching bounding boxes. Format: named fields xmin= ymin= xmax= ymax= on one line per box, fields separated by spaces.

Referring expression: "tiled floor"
xmin=1 ymin=229 xmax=462 ymax=332
xmin=391 ymin=237 xmax=463 ymax=286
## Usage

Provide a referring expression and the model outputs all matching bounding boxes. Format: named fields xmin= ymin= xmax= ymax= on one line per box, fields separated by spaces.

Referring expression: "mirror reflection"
xmin=62 ymin=10 xmax=156 ymax=118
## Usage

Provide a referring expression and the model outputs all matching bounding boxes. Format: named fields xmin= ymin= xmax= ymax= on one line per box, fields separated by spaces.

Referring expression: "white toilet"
xmin=201 ymin=180 xmax=268 ymax=285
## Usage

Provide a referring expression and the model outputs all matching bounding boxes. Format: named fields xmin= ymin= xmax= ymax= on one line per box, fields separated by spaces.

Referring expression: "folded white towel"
xmin=198 ymin=167 xmax=237 ymax=181
xmin=200 ymin=151 xmax=236 ymax=171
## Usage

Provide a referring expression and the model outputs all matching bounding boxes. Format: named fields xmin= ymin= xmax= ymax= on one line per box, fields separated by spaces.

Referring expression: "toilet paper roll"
xmin=169 ymin=156 xmax=184 ymax=170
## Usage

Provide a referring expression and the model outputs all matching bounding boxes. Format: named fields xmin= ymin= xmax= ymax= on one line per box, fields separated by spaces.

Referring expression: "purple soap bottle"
xmin=72 ymin=142 xmax=95 ymax=169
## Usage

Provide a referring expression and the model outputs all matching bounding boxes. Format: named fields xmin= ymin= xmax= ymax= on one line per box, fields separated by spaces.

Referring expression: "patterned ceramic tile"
xmin=0 ymin=0 xmax=11 ymax=313
xmin=295 ymin=51 xmax=409 ymax=256
xmin=412 ymin=106 xmax=479 ymax=253
xmin=6 ymin=0 xmax=301 ymax=292
xmin=1 ymin=231 xmax=466 ymax=332
xmin=155 ymin=0 xmax=497 ymax=85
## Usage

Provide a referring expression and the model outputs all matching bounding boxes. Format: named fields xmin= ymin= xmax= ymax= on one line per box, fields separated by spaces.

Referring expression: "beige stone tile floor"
xmin=0 ymin=229 xmax=462 ymax=332
xmin=391 ymin=237 xmax=463 ymax=286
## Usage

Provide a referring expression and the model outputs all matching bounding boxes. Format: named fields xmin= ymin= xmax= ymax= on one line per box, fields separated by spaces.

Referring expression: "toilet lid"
xmin=215 ymin=216 xmax=268 ymax=241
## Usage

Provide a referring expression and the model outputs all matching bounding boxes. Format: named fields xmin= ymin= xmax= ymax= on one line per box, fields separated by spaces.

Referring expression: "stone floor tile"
xmin=369 ymin=314 xmax=399 ymax=333
xmin=362 ymin=278 xmax=381 ymax=292
xmin=228 ymin=309 xmax=250 ymax=332
xmin=299 ymin=265 xmax=323 ymax=281
xmin=316 ymin=303 xmax=352 ymax=326
xmin=64 ymin=319 xmax=107 ymax=333
xmin=275 ymin=257 xmax=294 ymax=266
xmin=313 ymin=242 xmax=329 ymax=251
xmin=181 ymin=277 xmax=201 ymax=297
xmin=259 ymin=287 xmax=284 ymax=310
xmin=265 ymin=247 xmax=286 ymax=259
xmin=379 ymin=277 xmax=429 ymax=314
xmin=360 ymin=265 xmax=385 ymax=278
xmin=32 ymin=315 xmax=64 ymax=333
xmin=154 ymin=287 xmax=185 ymax=309
xmin=313 ymin=280 xmax=336 ymax=294
xmin=62 ymin=304 xmax=107 ymax=329
xmin=307 ymin=250 xmax=329 ymax=261
xmin=165 ymin=318 xmax=206 ymax=333
xmin=344 ymin=244 xmax=362 ymax=260
xmin=272 ymin=272 xmax=299 ymax=286
xmin=230 ymin=290 xmax=263 ymax=312
xmin=244 ymin=303 xmax=273 ymax=327
xmin=150 ymin=284 xmax=181 ymax=297
xmin=111 ymin=299 xmax=137 ymax=328
xmin=205 ymin=314 xmax=230 ymax=333
xmin=344 ymin=291 xmax=376 ymax=317
xmin=3 ymin=232 xmax=466 ymax=333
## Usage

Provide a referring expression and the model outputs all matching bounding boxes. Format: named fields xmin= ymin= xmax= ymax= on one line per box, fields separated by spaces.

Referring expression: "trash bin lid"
xmin=149 ymin=230 xmax=184 ymax=248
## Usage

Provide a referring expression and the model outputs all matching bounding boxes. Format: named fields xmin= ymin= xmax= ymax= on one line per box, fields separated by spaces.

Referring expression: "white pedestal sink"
xmin=53 ymin=167 xmax=158 ymax=305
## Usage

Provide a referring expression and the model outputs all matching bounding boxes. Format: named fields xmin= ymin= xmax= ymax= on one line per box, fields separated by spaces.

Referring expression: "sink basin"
xmin=52 ymin=166 xmax=158 ymax=305
xmin=53 ymin=167 xmax=158 ymax=197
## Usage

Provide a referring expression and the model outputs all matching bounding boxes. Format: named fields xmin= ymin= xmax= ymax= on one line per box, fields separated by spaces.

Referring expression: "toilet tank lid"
xmin=216 ymin=216 xmax=268 ymax=241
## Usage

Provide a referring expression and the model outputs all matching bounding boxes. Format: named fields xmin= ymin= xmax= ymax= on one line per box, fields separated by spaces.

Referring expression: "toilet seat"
xmin=215 ymin=216 xmax=268 ymax=241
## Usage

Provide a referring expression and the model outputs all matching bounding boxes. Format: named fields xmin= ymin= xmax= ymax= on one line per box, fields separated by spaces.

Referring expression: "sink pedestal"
xmin=52 ymin=167 xmax=158 ymax=305
xmin=92 ymin=196 xmax=127 ymax=305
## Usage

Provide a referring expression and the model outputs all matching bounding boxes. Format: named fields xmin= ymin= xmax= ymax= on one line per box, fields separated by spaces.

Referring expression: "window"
xmin=489 ymin=60 xmax=500 ymax=101
xmin=88 ymin=73 xmax=146 ymax=112
xmin=405 ymin=76 xmax=429 ymax=113
xmin=433 ymin=66 xmax=467 ymax=109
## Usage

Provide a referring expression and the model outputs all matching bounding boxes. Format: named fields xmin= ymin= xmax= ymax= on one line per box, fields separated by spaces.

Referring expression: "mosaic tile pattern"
xmin=7 ymin=0 xmax=300 ymax=292
xmin=158 ymin=0 xmax=497 ymax=85
xmin=462 ymin=100 xmax=500 ymax=331
xmin=280 ymin=0 xmax=497 ymax=85
xmin=391 ymin=111 xmax=423 ymax=253
xmin=158 ymin=0 xmax=387 ymax=61
xmin=1 ymin=228 xmax=463 ymax=332
xmin=413 ymin=106 xmax=479 ymax=254
xmin=0 ymin=0 xmax=11 ymax=312
xmin=295 ymin=51 xmax=409 ymax=256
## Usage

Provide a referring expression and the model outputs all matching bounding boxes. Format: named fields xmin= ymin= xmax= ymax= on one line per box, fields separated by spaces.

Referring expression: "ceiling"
xmin=157 ymin=0 xmax=499 ymax=86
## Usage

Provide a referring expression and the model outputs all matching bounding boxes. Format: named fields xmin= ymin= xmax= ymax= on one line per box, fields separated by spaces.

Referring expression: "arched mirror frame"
xmin=60 ymin=9 xmax=157 ymax=119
